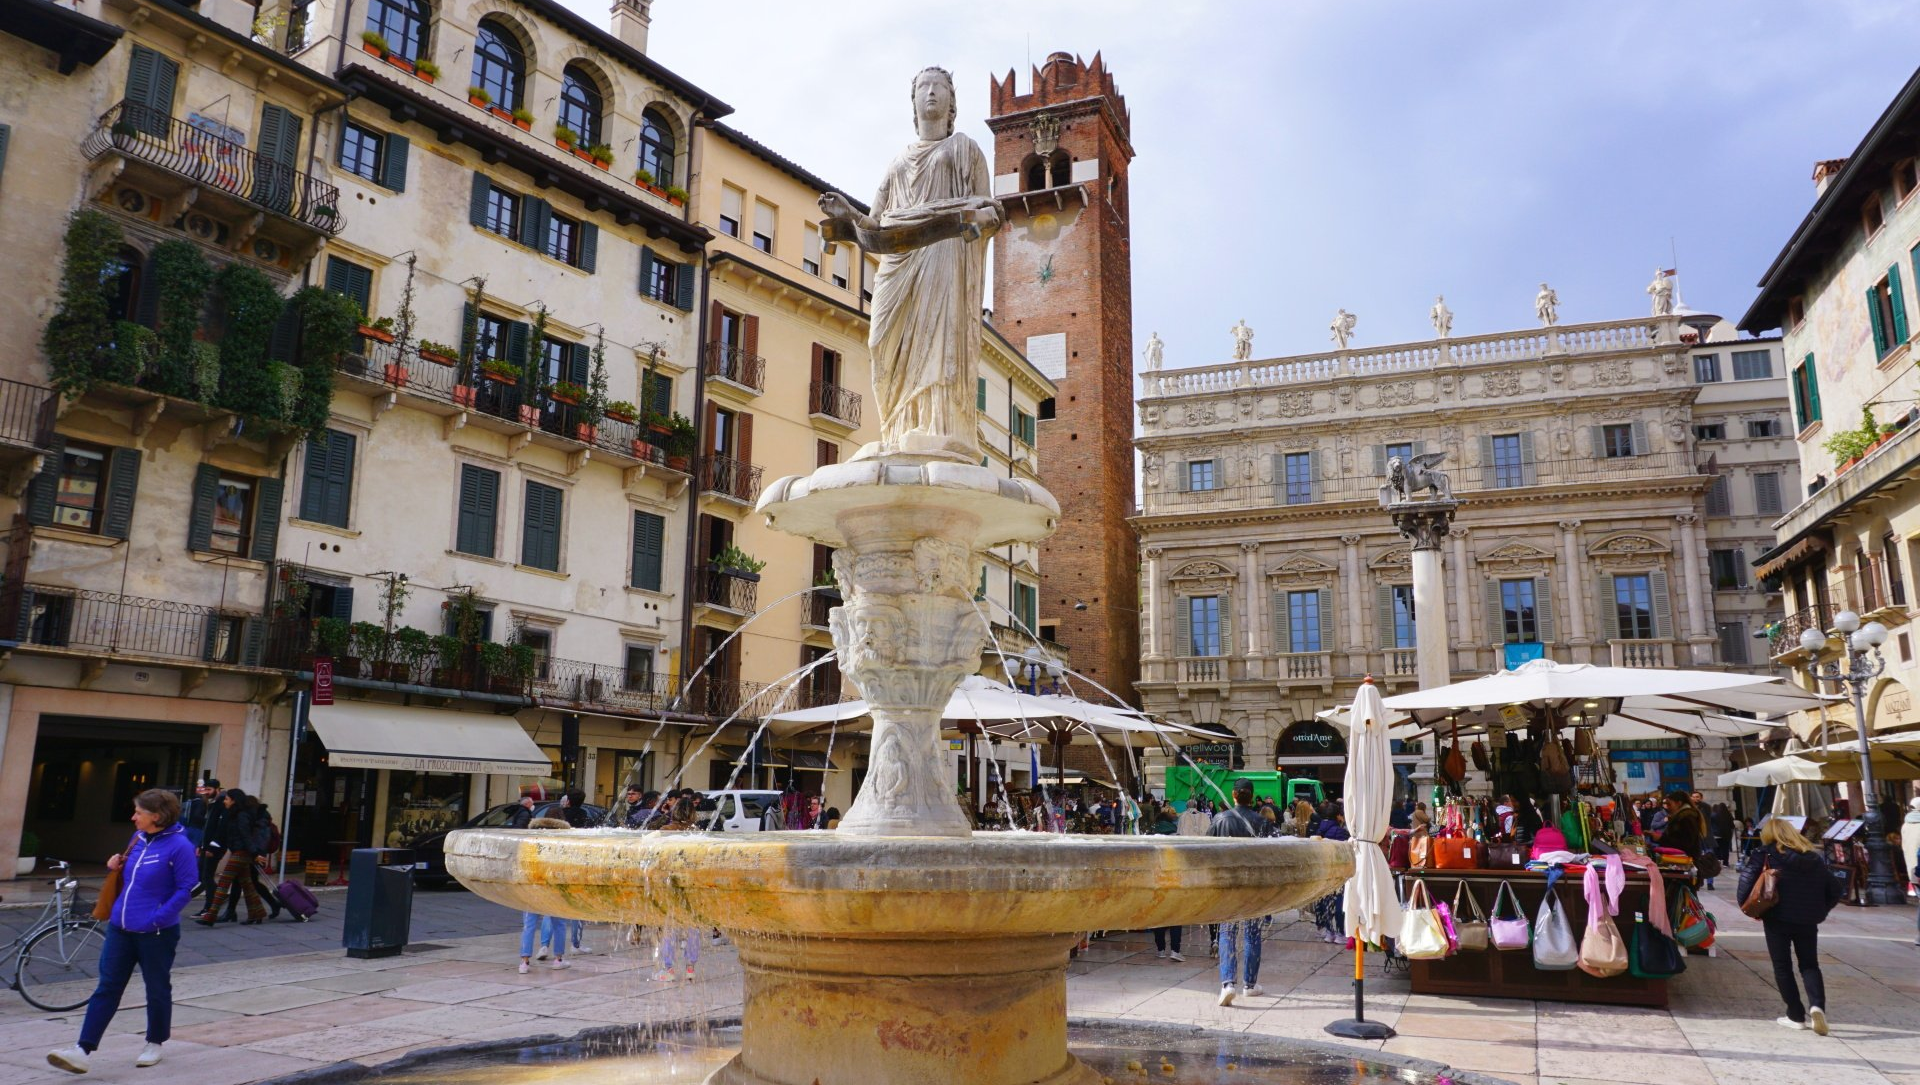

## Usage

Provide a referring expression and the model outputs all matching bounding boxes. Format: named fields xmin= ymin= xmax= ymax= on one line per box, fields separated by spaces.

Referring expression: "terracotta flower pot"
xmin=359 ymin=325 xmax=395 ymax=343
xmin=416 ymin=71 xmax=435 ymax=85
xmin=607 ymin=410 xmax=636 ymax=425
xmin=517 ymin=404 xmax=541 ymax=426
xmin=666 ymin=454 xmax=690 ymax=472
xmin=481 ymin=371 xmax=517 ymax=386
xmin=469 ymin=95 xmax=488 ymax=108
xmin=419 ymin=349 xmax=454 ymax=366
xmin=453 ymin=384 xmax=477 ymax=407
xmin=575 ymin=423 xmax=598 ymax=443
xmin=490 ymin=106 xmax=513 ymax=122
xmin=550 ymin=392 xmax=580 ymax=406
xmin=361 ymin=42 xmax=382 ymax=57
xmin=383 ymin=362 xmax=409 ymax=387
xmin=631 ymin=439 xmax=655 ymax=459
xmin=513 ymin=117 xmax=531 ymax=131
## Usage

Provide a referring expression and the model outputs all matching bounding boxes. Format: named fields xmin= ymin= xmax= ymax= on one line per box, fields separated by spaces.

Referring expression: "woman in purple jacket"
xmin=47 ymin=788 xmax=196 ymax=1075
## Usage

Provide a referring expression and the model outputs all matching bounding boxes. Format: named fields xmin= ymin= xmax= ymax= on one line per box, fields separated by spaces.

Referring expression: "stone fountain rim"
xmin=754 ymin=457 xmax=1059 ymax=550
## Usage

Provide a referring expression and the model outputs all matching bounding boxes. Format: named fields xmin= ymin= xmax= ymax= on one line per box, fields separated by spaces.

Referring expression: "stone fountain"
xmin=447 ymin=66 xmax=1350 ymax=1085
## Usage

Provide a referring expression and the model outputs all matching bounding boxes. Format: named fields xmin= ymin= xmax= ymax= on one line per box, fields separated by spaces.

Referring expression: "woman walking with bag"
xmin=47 ymin=789 xmax=196 ymax=1073
xmin=195 ymin=790 xmax=268 ymax=926
xmin=1738 ymin=818 xmax=1841 ymax=1035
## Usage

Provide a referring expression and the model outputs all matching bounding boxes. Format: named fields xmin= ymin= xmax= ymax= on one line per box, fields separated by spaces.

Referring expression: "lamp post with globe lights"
xmin=1798 ymin=609 xmax=1902 ymax=905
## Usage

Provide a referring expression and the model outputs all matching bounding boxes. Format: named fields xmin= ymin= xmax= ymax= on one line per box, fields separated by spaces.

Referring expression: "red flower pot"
xmin=453 ymin=385 xmax=477 ymax=408
xmin=383 ymin=363 xmax=409 ymax=387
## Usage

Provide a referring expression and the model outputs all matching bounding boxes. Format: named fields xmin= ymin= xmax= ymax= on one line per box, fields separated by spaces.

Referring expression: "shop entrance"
xmin=1274 ymin=720 xmax=1348 ymax=801
xmin=285 ymin=727 xmax=374 ymax=872
xmin=26 ymin=716 xmax=203 ymax=863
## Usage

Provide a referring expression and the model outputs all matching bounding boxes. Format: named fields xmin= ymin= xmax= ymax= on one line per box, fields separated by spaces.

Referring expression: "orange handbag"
xmin=1409 ymin=834 xmax=1433 ymax=869
xmin=1432 ymin=836 xmax=1481 ymax=870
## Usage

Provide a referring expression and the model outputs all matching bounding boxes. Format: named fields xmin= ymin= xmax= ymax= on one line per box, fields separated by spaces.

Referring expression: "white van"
xmin=698 ymin=790 xmax=782 ymax=832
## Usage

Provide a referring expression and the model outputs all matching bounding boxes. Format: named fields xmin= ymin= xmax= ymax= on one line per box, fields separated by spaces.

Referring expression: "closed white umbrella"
xmin=1326 ymin=677 xmax=1399 ymax=1042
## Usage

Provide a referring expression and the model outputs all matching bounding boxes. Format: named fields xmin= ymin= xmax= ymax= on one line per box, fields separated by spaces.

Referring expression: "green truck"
xmin=1162 ymin=765 xmax=1325 ymax=810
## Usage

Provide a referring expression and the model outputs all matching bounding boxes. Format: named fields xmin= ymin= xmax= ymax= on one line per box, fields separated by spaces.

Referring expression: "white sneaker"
xmin=550 ymin=958 xmax=570 ymax=970
xmin=1242 ymin=983 xmax=1265 ymax=997
xmin=650 ymin=969 xmax=676 ymax=982
xmin=1168 ymin=951 xmax=1185 ymax=963
xmin=1776 ymin=1016 xmax=1808 ymax=1031
xmin=47 ymin=1046 xmax=89 ymax=1074
xmin=1809 ymin=1007 xmax=1828 ymax=1036
xmin=535 ymin=950 xmax=549 ymax=960
xmin=1216 ymin=984 xmax=1236 ymax=1007
xmin=517 ymin=961 xmax=530 ymax=974
xmin=574 ymin=943 xmax=591 ymax=955
xmin=135 ymin=1044 xmax=162 ymax=1068
xmin=1155 ymin=949 xmax=1167 ymax=959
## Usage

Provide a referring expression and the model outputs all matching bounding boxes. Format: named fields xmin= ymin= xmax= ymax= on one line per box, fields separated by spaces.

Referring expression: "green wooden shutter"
xmin=380 ymin=132 xmax=409 ymax=192
xmin=1630 ymin=420 xmax=1648 ymax=456
xmin=299 ymin=430 xmax=353 ymax=527
xmin=249 ymin=476 xmax=283 ymax=561
xmin=1519 ymin=430 xmax=1537 ymax=485
xmin=1316 ymin=588 xmax=1333 ymax=652
xmin=0 ymin=124 xmax=11 ymax=186
xmin=1478 ymin=434 xmax=1494 ymax=486
xmin=1308 ymin=450 xmax=1324 ymax=503
xmin=257 ymin=104 xmax=301 ymax=165
xmin=125 ymin=45 xmax=155 ymax=111
xmin=1868 ymin=285 xmax=1889 ymax=356
xmin=518 ymin=197 xmax=549 ymax=250
xmin=568 ymin=343 xmax=590 ymax=386
xmin=1269 ymin=453 xmax=1283 ymax=504
xmin=24 ymin=436 xmax=65 ymax=527
xmin=506 ymin=321 xmax=530 ymax=372
xmin=675 ymin=258 xmax=696 ymax=310
xmin=330 ymin=585 xmax=355 ymax=622
xmin=638 ymin=246 xmax=656 ymax=296
xmin=99 ymin=447 xmax=141 ymax=541
xmin=1218 ymin=594 xmax=1232 ymax=656
xmin=266 ymin=303 xmax=301 ymax=364
xmin=1890 ymin=265 xmax=1910 ymax=344
xmin=1596 ymin=574 xmax=1620 ymax=642
xmin=1375 ymin=584 xmax=1395 ymax=649
xmin=1484 ymin=578 xmax=1505 ymax=645
xmin=458 ymin=302 xmax=476 ymax=366
xmin=200 ymin=614 xmax=223 ymax=662
xmin=1371 ymin=445 xmax=1386 ymax=477
xmin=125 ymin=47 xmax=178 ymax=134
xmin=648 ymin=373 xmax=672 ymax=416
xmin=1271 ymin=590 xmax=1287 ymax=653
xmin=324 ymin=256 xmax=371 ymax=319
xmin=1588 ymin=426 xmax=1604 ymax=459
xmin=578 ymin=221 xmax=598 ymax=272
xmin=456 ymin=464 xmax=498 ymax=557
xmin=1533 ymin=577 xmax=1555 ymax=644
xmin=469 ymin=172 xmax=490 ymax=227
xmin=187 ymin=462 xmax=220 ymax=551
xmin=241 ymin=616 xmax=267 ymax=666
xmin=521 ymin=481 xmax=561 ymax=570
xmin=976 ymin=377 xmax=986 ymax=411
xmin=1650 ymin=568 xmax=1673 ymax=640
xmin=631 ymin=510 xmax=664 ymax=591
xmin=1806 ymin=355 xmax=1822 ymax=421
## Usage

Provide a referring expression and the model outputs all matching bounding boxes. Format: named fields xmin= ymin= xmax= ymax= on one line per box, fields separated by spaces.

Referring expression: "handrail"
xmin=83 ymin=100 xmax=345 ymax=235
xmin=808 ymin=381 xmax=862 ymax=426
xmin=701 ymin=453 xmax=762 ymax=503
xmin=705 ymin=343 xmax=765 ymax=394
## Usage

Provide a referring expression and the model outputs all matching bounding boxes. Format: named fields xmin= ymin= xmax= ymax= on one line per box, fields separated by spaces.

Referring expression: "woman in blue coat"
xmin=48 ymin=788 xmax=197 ymax=1074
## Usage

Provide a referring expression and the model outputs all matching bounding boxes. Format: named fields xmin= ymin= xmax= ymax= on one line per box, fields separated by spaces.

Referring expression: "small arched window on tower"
xmin=1048 ymin=150 xmax=1071 ymax=188
xmin=1022 ymin=154 xmax=1047 ymax=193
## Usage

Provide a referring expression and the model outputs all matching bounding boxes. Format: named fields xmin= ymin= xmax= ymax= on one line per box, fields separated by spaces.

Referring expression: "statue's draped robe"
xmin=867 ymin=131 xmax=991 ymax=450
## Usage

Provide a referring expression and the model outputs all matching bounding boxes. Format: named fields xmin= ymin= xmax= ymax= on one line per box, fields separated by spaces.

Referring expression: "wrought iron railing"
xmin=705 ymin=343 xmax=765 ymax=393
xmin=1768 ymin=604 xmax=1833 ymax=658
xmin=83 ymin=100 xmax=344 ymax=235
xmin=535 ymin=656 xmax=682 ymax=716
xmin=698 ymin=566 xmax=758 ymax=613
xmin=809 ymin=382 xmax=862 ymax=426
xmin=0 ymin=378 xmax=58 ymax=450
xmin=19 ymin=585 xmax=242 ymax=663
xmin=701 ymin=453 xmax=762 ymax=503
xmin=804 ymin=591 xmax=837 ymax=629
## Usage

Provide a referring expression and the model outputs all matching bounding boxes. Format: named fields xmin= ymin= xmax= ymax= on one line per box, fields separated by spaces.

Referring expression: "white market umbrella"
xmin=1326 ymin=677 xmax=1400 ymax=1042
xmin=1717 ymin=731 xmax=1920 ymax=787
xmin=1383 ymin=660 xmax=1830 ymax=736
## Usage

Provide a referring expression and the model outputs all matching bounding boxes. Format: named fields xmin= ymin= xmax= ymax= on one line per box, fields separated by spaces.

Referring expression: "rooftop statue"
xmin=1535 ymin=282 xmax=1560 ymax=327
xmin=819 ymin=67 xmax=1001 ymax=461
xmin=1230 ymin=319 xmax=1254 ymax=361
xmin=1648 ymin=267 xmax=1674 ymax=317
xmin=1431 ymin=295 xmax=1453 ymax=338
xmin=1330 ymin=308 xmax=1357 ymax=350
xmin=1143 ymin=331 xmax=1163 ymax=371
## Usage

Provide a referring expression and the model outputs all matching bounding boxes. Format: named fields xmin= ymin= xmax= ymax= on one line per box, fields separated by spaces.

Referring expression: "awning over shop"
xmin=778 ymin=749 xmax=834 ymax=771
xmin=711 ymin=744 xmax=786 ymax=768
xmin=307 ymin=701 xmax=550 ymax=775
xmin=1754 ymin=532 xmax=1829 ymax=581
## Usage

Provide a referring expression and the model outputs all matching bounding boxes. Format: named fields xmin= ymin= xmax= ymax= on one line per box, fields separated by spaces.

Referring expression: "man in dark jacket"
xmin=506 ymin=794 xmax=536 ymax=829
xmin=1207 ymin=780 xmax=1273 ymax=1005
xmin=1658 ymin=790 xmax=1705 ymax=858
xmin=187 ymin=779 xmax=226 ymax=900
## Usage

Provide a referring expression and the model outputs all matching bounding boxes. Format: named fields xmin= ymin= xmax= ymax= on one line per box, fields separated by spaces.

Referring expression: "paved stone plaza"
xmin=0 ymin=884 xmax=1913 ymax=1085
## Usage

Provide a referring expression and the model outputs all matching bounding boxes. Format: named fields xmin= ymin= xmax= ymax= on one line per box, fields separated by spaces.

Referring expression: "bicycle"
xmin=5 ymin=860 xmax=105 ymax=1012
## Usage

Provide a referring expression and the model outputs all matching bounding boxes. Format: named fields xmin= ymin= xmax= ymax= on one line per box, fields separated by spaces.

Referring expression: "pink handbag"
xmin=1434 ymin=899 xmax=1460 ymax=953
xmin=1489 ymin=880 xmax=1530 ymax=950
xmin=1530 ymin=826 xmax=1569 ymax=859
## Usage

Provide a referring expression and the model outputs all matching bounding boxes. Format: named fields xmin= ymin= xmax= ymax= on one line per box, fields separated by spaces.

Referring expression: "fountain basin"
xmin=448 ymin=831 xmax=1351 ymax=1085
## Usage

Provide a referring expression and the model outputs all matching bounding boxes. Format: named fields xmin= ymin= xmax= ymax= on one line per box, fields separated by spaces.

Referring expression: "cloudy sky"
xmin=570 ymin=0 xmax=1913 ymax=370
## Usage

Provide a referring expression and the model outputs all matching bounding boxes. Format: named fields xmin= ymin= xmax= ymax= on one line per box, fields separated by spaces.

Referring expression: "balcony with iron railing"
xmin=1141 ymin=450 xmax=1704 ymax=516
xmin=0 ymin=378 xmax=58 ymax=454
xmin=803 ymin=591 xmax=838 ymax=630
xmin=263 ymin=617 xmax=526 ymax=696
xmin=808 ymin=382 xmax=862 ymax=428
xmin=534 ymin=656 xmax=685 ymax=717
xmin=14 ymin=585 xmax=258 ymax=666
xmin=700 ymin=453 xmax=763 ymax=504
xmin=697 ymin=565 xmax=758 ymax=614
xmin=1767 ymin=604 xmax=1833 ymax=662
xmin=705 ymin=343 xmax=765 ymax=395
xmin=82 ymin=100 xmax=344 ymax=237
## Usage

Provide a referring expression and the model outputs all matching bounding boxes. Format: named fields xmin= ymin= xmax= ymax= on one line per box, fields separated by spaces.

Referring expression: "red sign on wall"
xmin=313 ymin=658 xmax=334 ymax=706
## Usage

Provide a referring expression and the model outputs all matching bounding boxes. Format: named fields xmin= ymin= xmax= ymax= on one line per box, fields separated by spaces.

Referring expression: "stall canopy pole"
xmin=279 ymin=690 xmax=308 ymax=881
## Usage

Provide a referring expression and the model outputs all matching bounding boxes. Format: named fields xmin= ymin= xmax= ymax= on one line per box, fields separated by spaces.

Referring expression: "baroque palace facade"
xmin=1133 ymin=308 xmax=1798 ymax=801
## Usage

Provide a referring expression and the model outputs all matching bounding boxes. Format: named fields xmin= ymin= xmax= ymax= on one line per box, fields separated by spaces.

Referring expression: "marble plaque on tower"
xmin=1026 ymin=332 xmax=1067 ymax=381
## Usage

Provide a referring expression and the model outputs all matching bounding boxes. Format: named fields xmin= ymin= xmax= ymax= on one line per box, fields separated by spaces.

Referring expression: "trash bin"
xmin=342 ymin=847 xmax=415 ymax=958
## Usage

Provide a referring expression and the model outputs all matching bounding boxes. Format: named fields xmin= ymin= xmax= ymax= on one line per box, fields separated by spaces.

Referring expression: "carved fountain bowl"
xmin=445 ymin=829 xmax=1351 ymax=936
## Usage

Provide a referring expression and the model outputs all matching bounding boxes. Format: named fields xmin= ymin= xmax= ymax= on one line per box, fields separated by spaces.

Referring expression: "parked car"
xmin=406 ymin=800 xmax=608 ymax=887
xmin=697 ymin=790 xmax=782 ymax=832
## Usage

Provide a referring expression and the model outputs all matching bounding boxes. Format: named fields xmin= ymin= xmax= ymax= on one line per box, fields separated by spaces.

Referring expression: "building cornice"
xmin=1 ymin=0 xmax=122 ymax=74
xmin=1130 ymin=477 xmax=1710 ymax=534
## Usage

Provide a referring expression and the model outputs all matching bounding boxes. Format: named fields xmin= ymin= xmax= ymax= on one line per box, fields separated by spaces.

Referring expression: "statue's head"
xmin=911 ymin=66 xmax=956 ymax=137
xmin=1387 ymin=456 xmax=1405 ymax=482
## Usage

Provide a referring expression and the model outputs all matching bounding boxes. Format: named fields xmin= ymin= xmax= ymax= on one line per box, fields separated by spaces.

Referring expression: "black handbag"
xmin=1627 ymin=911 xmax=1686 ymax=979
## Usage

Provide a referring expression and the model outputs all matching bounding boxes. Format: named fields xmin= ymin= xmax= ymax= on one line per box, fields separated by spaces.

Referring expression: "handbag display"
xmin=1672 ymin=884 xmax=1715 ymax=948
xmin=1432 ymin=837 xmax=1480 ymax=870
xmin=1451 ymin=880 xmax=1489 ymax=951
xmin=1434 ymin=898 xmax=1460 ymax=954
xmin=1470 ymin=739 xmax=1491 ymax=772
xmin=1628 ymin=910 xmax=1687 ymax=978
xmin=1489 ymin=880 xmax=1531 ymax=950
xmin=91 ymin=840 xmax=134 ymax=922
xmin=1397 ymin=880 xmax=1452 ymax=960
xmin=1531 ymin=870 xmax=1581 ymax=971
xmin=1409 ymin=834 xmax=1433 ymax=870
xmin=1484 ymin=841 xmax=1528 ymax=870
xmin=1740 ymin=858 xmax=1780 ymax=919
xmin=1577 ymin=863 xmax=1629 ymax=977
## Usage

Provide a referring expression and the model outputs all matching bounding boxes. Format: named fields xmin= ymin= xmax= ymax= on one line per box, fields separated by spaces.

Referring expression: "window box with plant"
xmin=391 ymin=626 xmax=431 ymax=683
xmin=553 ymin=125 xmax=580 ymax=151
xmin=480 ymin=358 xmax=519 ymax=385
xmin=550 ymin=380 xmax=585 ymax=406
xmin=664 ymin=185 xmax=688 ymax=206
xmin=814 ymin=567 xmax=841 ymax=603
xmin=350 ymin=621 xmax=387 ymax=679
xmin=314 ymin=616 xmax=354 ymax=673
xmin=431 ymin=633 xmax=468 ymax=689
xmin=467 ymin=86 xmax=492 ymax=109
xmin=1825 ymin=406 xmax=1884 ymax=474
xmin=587 ymin=144 xmax=612 ymax=169
xmin=664 ymin=412 xmax=696 ymax=471
xmin=606 ymin=399 xmax=638 ymax=424
xmin=417 ymin=340 xmax=458 ymax=366
xmin=359 ymin=29 xmax=388 ymax=56
xmin=412 ymin=58 xmax=439 ymax=84
xmin=359 ymin=315 xmax=395 ymax=344
xmin=712 ymin=544 xmax=766 ymax=582
xmin=510 ymin=107 xmax=533 ymax=131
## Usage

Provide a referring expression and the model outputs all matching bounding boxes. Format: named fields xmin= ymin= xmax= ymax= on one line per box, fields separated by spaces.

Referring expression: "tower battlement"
xmin=989 ymin=51 xmax=1130 ymax=136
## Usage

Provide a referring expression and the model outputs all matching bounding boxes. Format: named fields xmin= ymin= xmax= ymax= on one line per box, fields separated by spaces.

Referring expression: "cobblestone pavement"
xmin=0 ymin=883 xmax=1912 ymax=1084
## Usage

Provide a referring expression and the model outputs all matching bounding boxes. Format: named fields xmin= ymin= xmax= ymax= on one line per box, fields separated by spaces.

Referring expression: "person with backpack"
xmin=194 ymin=790 xmax=268 ymax=925
xmin=1737 ymin=817 xmax=1844 ymax=1035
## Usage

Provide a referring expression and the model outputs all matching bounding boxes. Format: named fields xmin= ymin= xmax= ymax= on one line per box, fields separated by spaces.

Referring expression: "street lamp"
xmin=1797 ymin=609 xmax=1901 ymax=905
xmin=1013 ymin=647 xmax=1064 ymax=695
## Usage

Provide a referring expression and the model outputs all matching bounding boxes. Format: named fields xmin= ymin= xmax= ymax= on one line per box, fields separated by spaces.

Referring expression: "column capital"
xmin=1239 ymin=541 xmax=1261 ymax=553
xmin=1339 ymin=533 xmax=1364 ymax=546
xmin=1145 ymin=546 xmax=1164 ymax=559
xmin=1674 ymin=513 xmax=1699 ymax=526
xmin=1390 ymin=501 xmax=1458 ymax=552
xmin=1558 ymin=519 xmax=1583 ymax=532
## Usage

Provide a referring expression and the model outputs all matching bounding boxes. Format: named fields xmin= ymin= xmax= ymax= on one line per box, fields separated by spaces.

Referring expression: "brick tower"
xmin=987 ymin=52 xmax=1140 ymax=702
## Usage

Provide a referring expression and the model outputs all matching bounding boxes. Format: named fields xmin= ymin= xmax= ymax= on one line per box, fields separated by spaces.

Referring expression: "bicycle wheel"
xmin=18 ymin=920 xmax=104 ymax=1012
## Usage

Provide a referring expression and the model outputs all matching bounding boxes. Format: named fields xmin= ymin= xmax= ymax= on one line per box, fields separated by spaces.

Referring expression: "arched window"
xmin=1048 ymin=150 xmax=1071 ymax=188
xmin=470 ymin=18 xmax=524 ymax=111
xmin=558 ymin=64 xmax=602 ymax=146
xmin=638 ymin=108 xmax=676 ymax=186
xmin=365 ymin=0 xmax=429 ymax=62
xmin=1022 ymin=154 xmax=1046 ymax=192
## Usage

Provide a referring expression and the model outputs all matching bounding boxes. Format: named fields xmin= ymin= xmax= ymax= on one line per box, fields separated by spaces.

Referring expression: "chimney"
xmin=1813 ymin=158 xmax=1848 ymax=196
xmin=611 ymin=0 xmax=652 ymax=53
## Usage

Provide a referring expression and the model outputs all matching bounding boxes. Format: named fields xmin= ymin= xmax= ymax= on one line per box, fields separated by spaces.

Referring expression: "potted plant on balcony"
xmin=664 ymin=185 xmax=689 ymax=206
xmin=474 ymin=641 xmax=517 ymax=694
xmin=417 ymin=339 xmax=457 ymax=366
xmin=349 ymin=621 xmax=386 ymax=679
xmin=391 ymin=626 xmax=431 ymax=683
xmin=550 ymin=380 xmax=584 ymax=406
xmin=1825 ymin=407 xmax=1881 ymax=474
xmin=712 ymin=544 xmax=766 ymax=582
xmin=553 ymin=124 xmax=580 ymax=152
xmin=664 ymin=411 xmax=695 ymax=471
xmin=634 ymin=167 xmax=655 ymax=189
xmin=467 ymin=85 xmax=492 ymax=108
xmin=359 ymin=29 xmax=388 ymax=57
xmin=480 ymin=358 xmax=518 ymax=386
xmin=431 ymin=633 xmax=467 ymax=690
xmin=587 ymin=144 xmax=612 ymax=169
xmin=813 ymin=566 xmax=841 ymax=604
xmin=313 ymin=616 xmax=352 ymax=671
xmin=510 ymin=106 xmax=533 ymax=131
xmin=606 ymin=399 xmax=638 ymax=424
xmin=413 ymin=58 xmax=439 ymax=83
xmin=359 ymin=315 xmax=395 ymax=344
